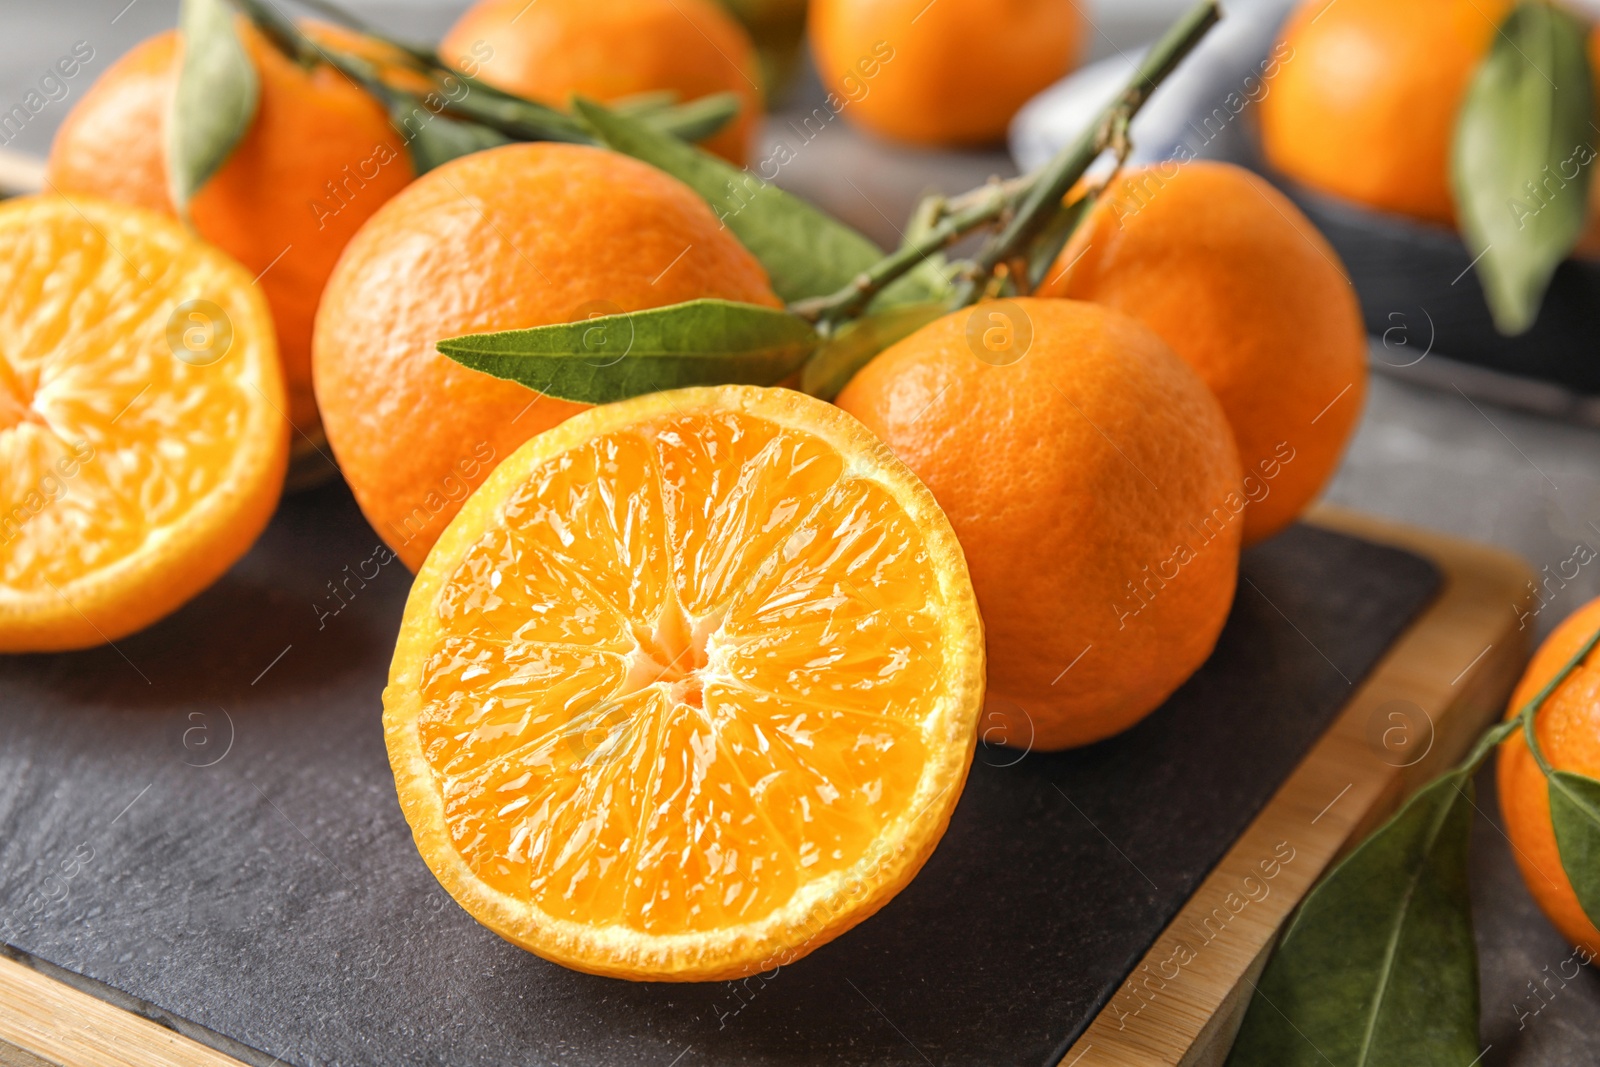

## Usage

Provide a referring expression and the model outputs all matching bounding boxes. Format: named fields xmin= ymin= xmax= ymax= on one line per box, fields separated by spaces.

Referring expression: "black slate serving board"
xmin=0 ymin=482 xmax=1440 ymax=1067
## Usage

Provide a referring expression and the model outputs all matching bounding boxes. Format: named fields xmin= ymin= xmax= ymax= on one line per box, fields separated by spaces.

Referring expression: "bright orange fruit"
xmin=1040 ymin=161 xmax=1367 ymax=544
xmin=809 ymin=0 xmax=1084 ymax=147
xmin=1498 ymin=597 xmax=1600 ymax=958
xmin=836 ymin=298 xmax=1243 ymax=750
xmin=439 ymin=0 xmax=764 ymax=164
xmin=0 ymin=197 xmax=287 ymax=650
xmin=384 ymin=386 xmax=984 ymax=980
xmin=312 ymin=142 xmax=782 ymax=573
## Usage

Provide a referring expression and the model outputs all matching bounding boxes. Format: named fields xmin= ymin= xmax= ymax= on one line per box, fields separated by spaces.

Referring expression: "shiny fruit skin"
xmin=440 ymin=0 xmax=763 ymax=164
xmin=1499 ymin=597 xmax=1600 ymax=959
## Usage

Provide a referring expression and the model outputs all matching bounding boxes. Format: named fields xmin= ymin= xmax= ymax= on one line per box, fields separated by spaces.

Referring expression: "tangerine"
xmin=384 ymin=385 xmax=984 ymax=979
xmin=1040 ymin=161 xmax=1367 ymax=544
xmin=836 ymin=298 xmax=1243 ymax=749
xmin=808 ymin=0 xmax=1085 ymax=147
xmin=0 ymin=197 xmax=286 ymax=650
xmin=1498 ymin=596 xmax=1600 ymax=958
xmin=439 ymin=0 xmax=763 ymax=164
xmin=312 ymin=142 xmax=782 ymax=572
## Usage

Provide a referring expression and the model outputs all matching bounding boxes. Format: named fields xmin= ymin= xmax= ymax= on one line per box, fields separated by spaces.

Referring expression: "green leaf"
xmin=1549 ymin=769 xmax=1600 ymax=930
xmin=610 ymin=90 xmax=683 ymax=115
xmin=437 ymin=299 xmax=819 ymax=404
xmin=1227 ymin=771 xmax=1479 ymax=1067
xmin=391 ymin=105 xmax=509 ymax=174
xmin=1451 ymin=0 xmax=1595 ymax=335
xmin=646 ymin=91 xmax=743 ymax=145
xmin=443 ymin=78 xmax=593 ymax=143
xmin=801 ymin=302 xmax=945 ymax=401
xmin=169 ymin=0 xmax=260 ymax=214
xmin=572 ymin=97 xmax=884 ymax=303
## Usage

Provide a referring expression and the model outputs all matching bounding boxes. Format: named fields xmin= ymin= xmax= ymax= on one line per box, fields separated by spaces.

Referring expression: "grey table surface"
xmin=4 ymin=1 xmax=1600 ymax=1063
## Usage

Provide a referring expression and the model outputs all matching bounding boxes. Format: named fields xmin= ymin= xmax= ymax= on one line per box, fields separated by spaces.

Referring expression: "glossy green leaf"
xmin=1452 ymin=0 xmax=1595 ymax=335
xmin=572 ymin=97 xmax=884 ymax=303
xmin=168 ymin=0 xmax=259 ymax=214
xmin=801 ymin=302 xmax=945 ymax=400
xmin=1227 ymin=771 xmax=1479 ymax=1067
xmin=1549 ymin=769 xmax=1600 ymax=930
xmin=437 ymin=299 xmax=819 ymax=404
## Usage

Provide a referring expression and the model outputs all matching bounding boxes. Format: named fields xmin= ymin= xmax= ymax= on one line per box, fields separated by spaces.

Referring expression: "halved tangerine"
xmin=384 ymin=386 xmax=984 ymax=980
xmin=0 ymin=196 xmax=287 ymax=651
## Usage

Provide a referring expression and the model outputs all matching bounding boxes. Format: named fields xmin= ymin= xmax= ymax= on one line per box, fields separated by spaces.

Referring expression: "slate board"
xmin=0 ymin=481 xmax=1440 ymax=1067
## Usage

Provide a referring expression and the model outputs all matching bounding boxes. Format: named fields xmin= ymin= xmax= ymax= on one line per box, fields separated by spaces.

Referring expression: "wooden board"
xmin=0 ymin=499 xmax=1529 ymax=1067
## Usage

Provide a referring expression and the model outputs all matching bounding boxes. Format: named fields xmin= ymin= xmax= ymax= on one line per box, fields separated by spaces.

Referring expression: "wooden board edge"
xmin=1060 ymin=506 xmax=1535 ymax=1067
xmin=0 ymin=953 xmax=249 ymax=1067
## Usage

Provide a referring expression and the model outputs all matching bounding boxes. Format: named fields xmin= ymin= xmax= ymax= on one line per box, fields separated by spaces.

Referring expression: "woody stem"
xmin=793 ymin=0 xmax=1222 ymax=329
xmin=953 ymin=0 xmax=1221 ymax=307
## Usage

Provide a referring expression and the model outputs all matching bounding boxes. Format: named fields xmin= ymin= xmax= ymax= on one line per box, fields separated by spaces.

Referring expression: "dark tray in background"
xmin=0 ymin=480 xmax=1441 ymax=1067
xmin=1273 ymin=179 xmax=1600 ymax=398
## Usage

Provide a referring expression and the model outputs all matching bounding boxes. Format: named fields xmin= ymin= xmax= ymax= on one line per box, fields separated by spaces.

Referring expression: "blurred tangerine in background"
xmin=1260 ymin=0 xmax=1600 ymax=251
xmin=440 ymin=0 xmax=764 ymax=164
xmin=809 ymin=0 xmax=1085 ymax=147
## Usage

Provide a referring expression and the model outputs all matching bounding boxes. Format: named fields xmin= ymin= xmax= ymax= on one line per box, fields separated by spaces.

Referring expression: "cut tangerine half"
xmin=0 ymin=196 xmax=287 ymax=651
xmin=385 ymin=386 xmax=984 ymax=980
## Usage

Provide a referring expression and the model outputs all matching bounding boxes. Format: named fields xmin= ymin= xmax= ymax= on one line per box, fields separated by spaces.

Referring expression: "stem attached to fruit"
xmin=790 ymin=183 xmax=1016 ymax=328
xmin=953 ymin=0 xmax=1222 ymax=307
xmin=1514 ymin=623 xmax=1600 ymax=776
xmin=794 ymin=0 xmax=1222 ymax=329
xmin=225 ymin=0 xmax=727 ymax=147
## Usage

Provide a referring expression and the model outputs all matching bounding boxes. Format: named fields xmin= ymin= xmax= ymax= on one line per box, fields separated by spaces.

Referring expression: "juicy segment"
xmin=0 ymin=202 xmax=263 ymax=591
xmin=415 ymin=410 xmax=949 ymax=936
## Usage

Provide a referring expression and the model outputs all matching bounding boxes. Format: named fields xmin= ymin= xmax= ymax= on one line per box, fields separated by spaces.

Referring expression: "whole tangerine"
xmin=836 ymin=297 xmax=1244 ymax=750
xmin=808 ymin=0 xmax=1085 ymax=148
xmin=439 ymin=0 xmax=763 ymax=164
xmin=312 ymin=142 xmax=782 ymax=571
xmin=1040 ymin=161 xmax=1367 ymax=544
xmin=1499 ymin=596 xmax=1600 ymax=959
